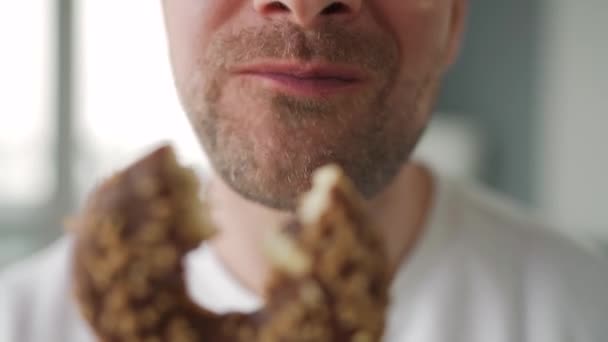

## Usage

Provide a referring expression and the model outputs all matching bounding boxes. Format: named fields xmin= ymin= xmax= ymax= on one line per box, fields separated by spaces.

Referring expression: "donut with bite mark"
xmin=69 ymin=145 xmax=390 ymax=342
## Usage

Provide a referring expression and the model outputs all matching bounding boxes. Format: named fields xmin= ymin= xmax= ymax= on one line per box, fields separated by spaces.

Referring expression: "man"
xmin=1 ymin=0 xmax=607 ymax=341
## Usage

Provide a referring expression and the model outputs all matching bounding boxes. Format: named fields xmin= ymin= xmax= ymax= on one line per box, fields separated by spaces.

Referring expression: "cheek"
xmin=164 ymin=0 xmax=245 ymax=83
xmin=367 ymin=2 xmax=449 ymax=132
xmin=373 ymin=1 xmax=451 ymax=69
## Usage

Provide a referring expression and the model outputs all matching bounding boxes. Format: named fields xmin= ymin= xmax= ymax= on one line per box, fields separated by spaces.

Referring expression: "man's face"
xmin=162 ymin=0 xmax=465 ymax=209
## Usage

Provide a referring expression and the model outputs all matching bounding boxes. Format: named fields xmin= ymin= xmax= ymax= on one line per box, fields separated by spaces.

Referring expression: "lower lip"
xmin=241 ymin=72 xmax=363 ymax=97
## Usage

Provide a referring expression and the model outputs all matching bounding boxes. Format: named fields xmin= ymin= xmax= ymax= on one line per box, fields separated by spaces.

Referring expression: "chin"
xmin=221 ymin=169 xmax=308 ymax=211
xmin=212 ymin=147 xmax=406 ymax=212
xmin=219 ymin=155 xmax=320 ymax=211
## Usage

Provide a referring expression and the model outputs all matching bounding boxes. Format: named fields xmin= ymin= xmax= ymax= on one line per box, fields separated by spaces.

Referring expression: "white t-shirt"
xmin=1 ymin=174 xmax=607 ymax=342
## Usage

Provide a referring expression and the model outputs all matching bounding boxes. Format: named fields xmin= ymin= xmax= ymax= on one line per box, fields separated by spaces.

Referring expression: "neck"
xmin=206 ymin=162 xmax=434 ymax=296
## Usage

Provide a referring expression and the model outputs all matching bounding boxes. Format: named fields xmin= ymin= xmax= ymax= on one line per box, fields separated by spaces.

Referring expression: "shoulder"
xmin=444 ymin=177 xmax=608 ymax=328
xmin=0 ymin=236 xmax=83 ymax=341
xmin=388 ymin=172 xmax=608 ymax=341
xmin=0 ymin=236 xmax=73 ymax=294
xmin=448 ymin=177 xmax=606 ymax=269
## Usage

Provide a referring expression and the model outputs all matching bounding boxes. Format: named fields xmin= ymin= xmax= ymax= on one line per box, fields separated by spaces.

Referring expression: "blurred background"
xmin=0 ymin=0 xmax=607 ymax=266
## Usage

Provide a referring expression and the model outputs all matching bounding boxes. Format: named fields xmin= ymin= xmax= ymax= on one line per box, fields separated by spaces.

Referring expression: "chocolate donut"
xmin=69 ymin=145 xmax=390 ymax=342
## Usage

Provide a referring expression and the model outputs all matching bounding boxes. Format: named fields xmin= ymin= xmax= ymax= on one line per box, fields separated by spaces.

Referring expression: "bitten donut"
xmin=69 ymin=145 xmax=390 ymax=342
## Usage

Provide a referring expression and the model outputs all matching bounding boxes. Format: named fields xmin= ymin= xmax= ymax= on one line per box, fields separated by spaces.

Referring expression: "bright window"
xmin=0 ymin=1 xmax=53 ymax=206
xmin=76 ymin=0 xmax=208 ymax=202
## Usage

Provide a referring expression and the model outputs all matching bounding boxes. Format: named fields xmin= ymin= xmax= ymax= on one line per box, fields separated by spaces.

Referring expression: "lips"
xmin=234 ymin=62 xmax=367 ymax=97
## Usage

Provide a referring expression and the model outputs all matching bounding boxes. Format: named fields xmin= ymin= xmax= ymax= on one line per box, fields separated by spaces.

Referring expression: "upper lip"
xmin=233 ymin=61 xmax=367 ymax=82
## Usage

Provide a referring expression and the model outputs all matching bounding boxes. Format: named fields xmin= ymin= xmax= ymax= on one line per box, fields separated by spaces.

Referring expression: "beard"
xmin=176 ymin=21 xmax=442 ymax=210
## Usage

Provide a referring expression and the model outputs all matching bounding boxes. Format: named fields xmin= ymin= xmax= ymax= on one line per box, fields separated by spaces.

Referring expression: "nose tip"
xmin=254 ymin=0 xmax=362 ymax=28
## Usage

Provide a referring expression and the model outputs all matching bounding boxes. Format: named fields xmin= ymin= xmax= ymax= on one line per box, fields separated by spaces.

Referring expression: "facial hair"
xmin=178 ymin=21 xmax=442 ymax=210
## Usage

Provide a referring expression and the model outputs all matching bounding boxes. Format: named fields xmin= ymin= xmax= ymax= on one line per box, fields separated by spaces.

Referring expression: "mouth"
xmin=233 ymin=61 xmax=368 ymax=97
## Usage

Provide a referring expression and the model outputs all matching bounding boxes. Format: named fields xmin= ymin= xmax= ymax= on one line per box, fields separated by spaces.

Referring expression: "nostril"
xmin=321 ymin=2 xmax=350 ymax=15
xmin=265 ymin=2 xmax=290 ymax=14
